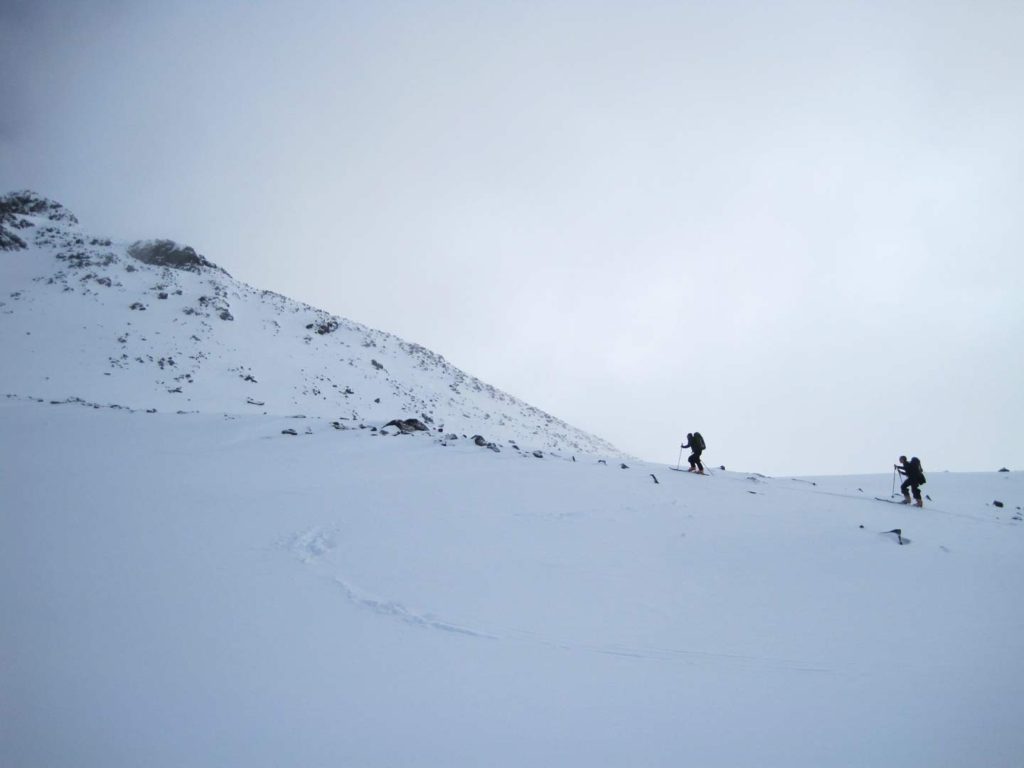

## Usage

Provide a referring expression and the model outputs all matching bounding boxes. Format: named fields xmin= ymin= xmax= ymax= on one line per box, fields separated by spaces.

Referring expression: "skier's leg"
xmin=901 ymin=478 xmax=912 ymax=503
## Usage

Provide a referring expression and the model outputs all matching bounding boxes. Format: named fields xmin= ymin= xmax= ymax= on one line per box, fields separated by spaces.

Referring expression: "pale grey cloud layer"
xmin=3 ymin=0 xmax=1022 ymax=474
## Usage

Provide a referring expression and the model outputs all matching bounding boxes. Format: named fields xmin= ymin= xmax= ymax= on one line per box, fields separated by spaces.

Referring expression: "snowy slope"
xmin=2 ymin=397 xmax=1022 ymax=767
xmin=0 ymin=191 xmax=615 ymax=457
xmin=3 ymin=191 xmax=1023 ymax=766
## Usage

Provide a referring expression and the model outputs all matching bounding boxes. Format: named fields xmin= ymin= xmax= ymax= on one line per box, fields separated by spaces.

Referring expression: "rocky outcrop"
xmin=127 ymin=239 xmax=228 ymax=275
xmin=1 ymin=190 xmax=79 ymax=225
xmin=1 ymin=190 xmax=79 ymax=251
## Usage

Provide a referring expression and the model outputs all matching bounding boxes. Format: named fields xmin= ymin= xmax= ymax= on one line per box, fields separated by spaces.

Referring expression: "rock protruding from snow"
xmin=385 ymin=418 xmax=429 ymax=434
xmin=127 ymin=239 xmax=228 ymax=275
xmin=1 ymin=190 xmax=79 ymax=226
xmin=1 ymin=190 xmax=80 ymax=251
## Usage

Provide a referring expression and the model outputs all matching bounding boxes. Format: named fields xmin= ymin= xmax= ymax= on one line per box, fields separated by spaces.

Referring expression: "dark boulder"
xmin=472 ymin=434 xmax=500 ymax=452
xmin=385 ymin=418 xmax=429 ymax=434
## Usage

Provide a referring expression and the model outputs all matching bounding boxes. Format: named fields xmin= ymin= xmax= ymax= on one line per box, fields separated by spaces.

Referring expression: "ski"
xmin=875 ymin=497 xmax=912 ymax=506
xmin=670 ymin=467 xmax=709 ymax=475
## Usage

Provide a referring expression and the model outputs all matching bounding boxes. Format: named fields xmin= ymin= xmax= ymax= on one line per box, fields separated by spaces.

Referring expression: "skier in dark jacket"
xmin=681 ymin=432 xmax=705 ymax=474
xmin=896 ymin=455 xmax=926 ymax=507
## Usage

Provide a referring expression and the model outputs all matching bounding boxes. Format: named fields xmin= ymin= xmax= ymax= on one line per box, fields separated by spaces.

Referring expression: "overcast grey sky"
xmin=3 ymin=0 xmax=1022 ymax=475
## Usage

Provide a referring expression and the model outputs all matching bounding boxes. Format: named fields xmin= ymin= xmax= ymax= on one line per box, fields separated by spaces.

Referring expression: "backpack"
xmin=693 ymin=432 xmax=706 ymax=452
xmin=911 ymin=457 xmax=926 ymax=484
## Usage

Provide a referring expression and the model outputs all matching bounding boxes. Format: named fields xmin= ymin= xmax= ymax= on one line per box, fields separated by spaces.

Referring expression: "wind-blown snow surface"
xmin=2 ymin=397 xmax=1023 ymax=767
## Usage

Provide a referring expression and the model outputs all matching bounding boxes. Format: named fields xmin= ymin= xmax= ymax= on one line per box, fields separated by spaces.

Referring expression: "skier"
xmin=681 ymin=432 xmax=706 ymax=474
xmin=895 ymin=455 xmax=926 ymax=507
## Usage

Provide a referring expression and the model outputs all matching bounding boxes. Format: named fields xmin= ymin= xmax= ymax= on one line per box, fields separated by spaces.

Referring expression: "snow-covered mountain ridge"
xmin=0 ymin=190 xmax=616 ymax=456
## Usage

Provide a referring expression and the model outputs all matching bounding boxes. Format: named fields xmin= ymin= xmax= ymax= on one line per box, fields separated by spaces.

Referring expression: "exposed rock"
xmin=281 ymin=428 xmax=298 ymax=436
xmin=385 ymin=418 xmax=429 ymax=434
xmin=993 ymin=500 xmax=1005 ymax=508
xmin=0 ymin=190 xmax=78 ymax=224
xmin=620 ymin=463 xmax=629 ymax=469
xmin=532 ymin=451 xmax=544 ymax=459
xmin=306 ymin=319 xmax=339 ymax=335
xmin=1 ymin=191 xmax=79 ymax=251
xmin=0 ymin=228 xmax=27 ymax=251
xmin=472 ymin=434 xmax=500 ymax=452
xmin=127 ymin=239 xmax=228 ymax=275
xmin=999 ymin=467 xmax=1010 ymax=472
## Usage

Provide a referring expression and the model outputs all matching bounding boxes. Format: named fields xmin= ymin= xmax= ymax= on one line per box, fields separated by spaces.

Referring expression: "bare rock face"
xmin=127 ymin=239 xmax=228 ymax=275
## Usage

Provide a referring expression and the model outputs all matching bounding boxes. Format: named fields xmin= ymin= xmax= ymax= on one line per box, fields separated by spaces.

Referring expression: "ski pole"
xmin=891 ymin=466 xmax=897 ymax=498
xmin=676 ymin=445 xmax=683 ymax=470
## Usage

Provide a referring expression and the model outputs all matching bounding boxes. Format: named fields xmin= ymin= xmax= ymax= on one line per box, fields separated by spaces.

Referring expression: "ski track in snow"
xmin=776 ymin=482 xmax=1007 ymax=525
xmin=333 ymin=578 xmax=499 ymax=640
xmin=287 ymin=527 xmax=830 ymax=673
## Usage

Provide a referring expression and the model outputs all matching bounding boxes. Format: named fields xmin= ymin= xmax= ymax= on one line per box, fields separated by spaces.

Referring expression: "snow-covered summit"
xmin=0 ymin=190 xmax=617 ymax=456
